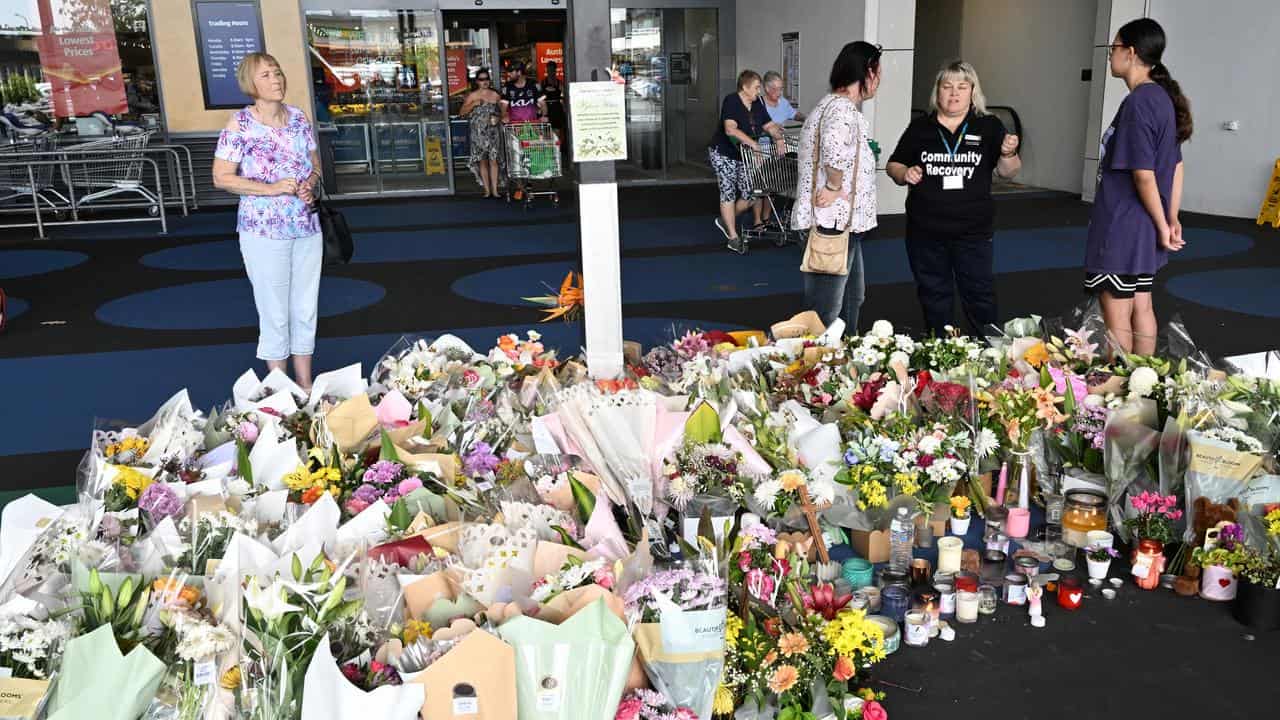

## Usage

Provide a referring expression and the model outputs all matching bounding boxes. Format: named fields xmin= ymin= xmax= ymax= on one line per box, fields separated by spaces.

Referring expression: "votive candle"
xmin=956 ymin=590 xmax=979 ymax=623
xmin=1006 ymin=507 xmax=1030 ymax=538
xmin=937 ymin=536 xmax=964 ymax=574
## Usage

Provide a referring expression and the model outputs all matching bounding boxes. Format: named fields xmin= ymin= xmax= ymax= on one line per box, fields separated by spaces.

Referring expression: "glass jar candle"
xmin=1003 ymin=574 xmax=1028 ymax=605
xmin=878 ymin=568 xmax=909 ymax=589
xmin=984 ymin=506 xmax=1008 ymax=538
xmin=904 ymin=611 xmax=930 ymax=647
xmin=1015 ymin=555 xmax=1040 ymax=578
xmin=985 ymin=532 xmax=1010 ymax=555
xmin=882 ymin=584 xmax=910 ymax=623
xmin=936 ymin=582 xmax=956 ymax=616
xmin=1132 ymin=538 xmax=1165 ymax=591
xmin=955 ymin=590 xmax=980 ymax=623
xmin=861 ymin=585 xmax=882 ymax=612
xmin=849 ymin=590 xmax=871 ymax=612
xmin=936 ymin=536 xmax=963 ymax=574
xmin=980 ymin=550 xmax=1007 ymax=587
xmin=867 ymin=615 xmax=900 ymax=654
xmin=1006 ymin=507 xmax=1031 ymax=539
xmin=1062 ymin=490 xmax=1108 ymax=547
xmin=842 ymin=558 xmax=874 ymax=589
xmin=1057 ymin=575 xmax=1084 ymax=610
xmin=910 ymin=558 xmax=933 ymax=587
xmin=955 ymin=571 xmax=979 ymax=593
xmin=913 ymin=587 xmax=940 ymax=636
xmin=978 ymin=585 xmax=999 ymax=615
xmin=1044 ymin=493 xmax=1065 ymax=526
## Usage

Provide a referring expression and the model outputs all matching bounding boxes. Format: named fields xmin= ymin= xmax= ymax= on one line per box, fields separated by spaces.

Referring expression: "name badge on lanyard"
xmin=939 ymin=122 xmax=967 ymax=191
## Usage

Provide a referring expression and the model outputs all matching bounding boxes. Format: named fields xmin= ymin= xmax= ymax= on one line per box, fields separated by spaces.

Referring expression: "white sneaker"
xmin=714 ymin=217 xmax=733 ymax=240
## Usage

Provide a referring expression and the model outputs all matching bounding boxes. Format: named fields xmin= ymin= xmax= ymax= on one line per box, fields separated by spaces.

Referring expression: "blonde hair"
xmin=928 ymin=60 xmax=986 ymax=116
xmin=236 ymin=52 xmax=284 ymax=99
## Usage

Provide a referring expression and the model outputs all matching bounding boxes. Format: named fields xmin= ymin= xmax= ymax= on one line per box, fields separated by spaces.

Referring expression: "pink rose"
xmin=738 ymin=551 xmax=753 ymax=572
xmin=397 ymin=477 xmax=424 ymax=496
xmin=593 ymin=567 xmax=615 ymax=590
xmin=862 ymin=701 xmax=888 ymax=720
xmin=614 ymin=697 xmax=642 ymax=720
xmin=345 ymin=498 xmax=370 ymax=516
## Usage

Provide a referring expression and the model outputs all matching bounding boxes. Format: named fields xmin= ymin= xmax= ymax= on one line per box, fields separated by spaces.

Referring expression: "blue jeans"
xmin=239 ymin=231 xmax=323 ymax=361
xmin=803 ymin=231 xmax=865 ymax=334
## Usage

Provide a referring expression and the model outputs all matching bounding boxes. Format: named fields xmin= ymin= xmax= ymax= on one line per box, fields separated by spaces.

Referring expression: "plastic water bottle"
xmin=889 ymin=506 xmax=915 ymax=573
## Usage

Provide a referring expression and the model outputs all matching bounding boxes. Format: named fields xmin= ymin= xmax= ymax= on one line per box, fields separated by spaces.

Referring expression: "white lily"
xmin=244 ymin=577 xmax=304 ymax=621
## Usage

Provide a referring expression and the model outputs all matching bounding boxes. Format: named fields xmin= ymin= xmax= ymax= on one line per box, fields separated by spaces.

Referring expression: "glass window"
xmin=1 ymin=0 xmax=159 ymax=126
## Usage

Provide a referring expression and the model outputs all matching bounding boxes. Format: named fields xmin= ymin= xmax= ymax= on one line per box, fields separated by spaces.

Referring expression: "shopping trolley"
xmin=739 ymin=136 xmax=804 ymax=252
xmin=503 ymin=122 xmax=561 ymax=210
xmin=61 ymin=131 xmax=160 ymax=214
xmin=0 ymin=134 xmax=69 ymax=212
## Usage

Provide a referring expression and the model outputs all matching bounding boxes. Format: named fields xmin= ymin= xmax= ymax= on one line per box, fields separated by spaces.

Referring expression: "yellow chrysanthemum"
xmin=822 ymin=609 xmax=886 ymax=664
xmin=219 ymin=666 xmax=241 ymax=690
xmin=112 ymin=465 xmax=153 ymax=500
xmin=1266 ymin=508 xmax=1280 ymax=537
xmin=894 ymin=472 xmax=919 ymax=498
xmin=713 ymin=685 xmax=736 ymax=715
xmin=105 ymin=436 xmax=150 ymax=461
xmin=724 ymin=614 xmax=742 ymax=649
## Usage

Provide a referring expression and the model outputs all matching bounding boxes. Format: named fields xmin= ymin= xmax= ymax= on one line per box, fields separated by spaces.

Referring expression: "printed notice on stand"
xmin=569 ymin=82 xmax=627 ymax=163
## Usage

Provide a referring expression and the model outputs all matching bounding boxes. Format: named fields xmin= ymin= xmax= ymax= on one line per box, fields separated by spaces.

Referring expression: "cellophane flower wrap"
xmin=623 ymin=558 xmax=727 ymax=720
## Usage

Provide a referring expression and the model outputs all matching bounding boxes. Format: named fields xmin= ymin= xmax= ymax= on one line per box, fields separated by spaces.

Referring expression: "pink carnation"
xmin=614 ymin=697 xmax=642 ymax=720
xmin=397 ymin=477 xmax=424 ymax=496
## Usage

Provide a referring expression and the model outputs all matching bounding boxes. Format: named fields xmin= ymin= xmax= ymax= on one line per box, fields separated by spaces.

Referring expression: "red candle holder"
xmin=1057 ymin=576 xmax=1084 ymax=611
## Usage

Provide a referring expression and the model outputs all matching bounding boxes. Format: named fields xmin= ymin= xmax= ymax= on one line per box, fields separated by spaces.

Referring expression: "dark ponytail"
xmin=1118 ymin=18 xmax=1193 ymax=143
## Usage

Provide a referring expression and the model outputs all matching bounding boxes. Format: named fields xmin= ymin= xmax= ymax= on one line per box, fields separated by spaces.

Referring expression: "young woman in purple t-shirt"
xmin=1085 ymin=18 xmax=1193 ymax=356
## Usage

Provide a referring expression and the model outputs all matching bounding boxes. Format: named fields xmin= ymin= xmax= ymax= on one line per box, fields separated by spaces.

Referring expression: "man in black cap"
xmin=501 ymin=61 xmax=544 ymax=124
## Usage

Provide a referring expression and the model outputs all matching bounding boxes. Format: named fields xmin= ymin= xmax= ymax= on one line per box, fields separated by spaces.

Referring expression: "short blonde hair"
xmin=928 ymin=61 xmax=986 ymax=116
xmin=236 ymin=52 xmax=283 ymax=99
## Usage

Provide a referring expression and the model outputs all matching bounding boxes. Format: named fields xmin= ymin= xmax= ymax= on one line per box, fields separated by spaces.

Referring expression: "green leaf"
xmin=388 ymin=498 xmax=412 ymax=533
xmin=292 ymin=554 xmax=303 ymax=582
xmin=685 ymin=402 xmax=723 ymax=444
xmin=1062 ymin=375 xmax=1077 ymax=415
xmin=569 ymin=474 xmax=596 ymax=521
xmin=697 ymin=506 xmax=714 ymax=546
xmin=237 ymin=438 xmax=254 ymax=486
xmin=551 ymin=525 xmax=584 ymax=550
xmin=379 ymin=429 xmax=401 ymax=462
xmin=1039 ymin=365 xmax=1053 ymax=389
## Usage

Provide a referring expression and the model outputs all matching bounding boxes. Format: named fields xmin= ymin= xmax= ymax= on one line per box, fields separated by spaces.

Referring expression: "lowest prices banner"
xmin=36 ymin=0 xmax=127 ymax=117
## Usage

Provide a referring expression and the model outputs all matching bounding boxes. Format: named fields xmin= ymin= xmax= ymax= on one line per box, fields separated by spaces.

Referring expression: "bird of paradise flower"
xmin=523 ymin=271 xmax=583 ymax=322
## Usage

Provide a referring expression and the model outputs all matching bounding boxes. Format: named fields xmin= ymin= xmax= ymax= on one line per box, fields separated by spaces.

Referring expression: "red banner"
xmin=446 ymin=49 xmax=469 ymax=96
xmin=37 ymin=30 xmax=127 ymax=117
xmin=535 ymin=43 xmax=564 ymax=82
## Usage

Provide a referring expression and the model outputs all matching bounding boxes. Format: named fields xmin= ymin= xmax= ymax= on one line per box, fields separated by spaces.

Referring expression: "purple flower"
xmin=98 ymin=514 xmax=123 ymax=540
xmin=362 ymin=461 xmax=404 ymax=486
xmin=351 ymin=484 xmax=382 ymax=504
xmin=138 ymin=483 xmax=182 ymax=521
xmin=463 ymin=442 xmax=500 ymax=477
xmin=1219 ymin=523 xmax=1244 ymax=550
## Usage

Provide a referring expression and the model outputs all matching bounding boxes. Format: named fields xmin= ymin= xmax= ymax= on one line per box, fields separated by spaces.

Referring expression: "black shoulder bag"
xmin=316 ymin=183 xmax=354 ymax=265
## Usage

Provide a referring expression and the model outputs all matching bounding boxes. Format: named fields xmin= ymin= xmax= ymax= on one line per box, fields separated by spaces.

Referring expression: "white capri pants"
xmin=238 ymin=231 xmax=323 ymax=361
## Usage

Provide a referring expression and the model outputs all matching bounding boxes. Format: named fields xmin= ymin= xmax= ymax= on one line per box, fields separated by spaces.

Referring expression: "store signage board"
xmin=568 ymin=81 xmax=627 ymax=163
xmin=669 ymin=52 xmax=691 ymax=85
xmin=192 ymin=0 xmax=266 ymax=110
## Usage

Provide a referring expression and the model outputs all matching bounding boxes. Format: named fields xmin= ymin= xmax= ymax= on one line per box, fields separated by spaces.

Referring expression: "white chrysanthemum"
xmin=974 ymin=428 xmax=999 ymax=459
xmin=917 ymin=436 xmax=941 ymax=457
xmin=667 ymin=475 xmax=696 ymax=509
xmin=889 ymin=350 xmax=911 ymax=369
xmin=808 ymin=479 xmax=836 ymax=504
xmin=1128 ymin=367 xmax=1159 ymax=397
xmin=870 ymin=320 xmax=894 ymax=338
xmin=754 ymin=479 xmax=782 ymax=509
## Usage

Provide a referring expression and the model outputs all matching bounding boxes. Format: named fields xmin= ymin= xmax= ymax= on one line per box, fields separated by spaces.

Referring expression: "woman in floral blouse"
xmin=212 ymin=53 xmax=322 ymax=392
xmin=791 ymin=41 xmax=881 ymax=334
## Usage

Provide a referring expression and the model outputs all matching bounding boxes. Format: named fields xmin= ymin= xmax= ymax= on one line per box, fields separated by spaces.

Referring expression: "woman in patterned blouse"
xmin=212 ymin=53 xmax=323 ymax=392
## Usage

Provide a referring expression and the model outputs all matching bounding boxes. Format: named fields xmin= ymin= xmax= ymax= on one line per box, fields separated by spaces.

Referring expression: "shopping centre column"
xmin=572 ymin=0 xmax=625 ymax=380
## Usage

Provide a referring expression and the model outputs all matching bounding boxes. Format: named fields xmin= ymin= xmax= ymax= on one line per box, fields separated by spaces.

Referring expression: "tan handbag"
xmin=799 ymin=100 xmax=861 ymax=276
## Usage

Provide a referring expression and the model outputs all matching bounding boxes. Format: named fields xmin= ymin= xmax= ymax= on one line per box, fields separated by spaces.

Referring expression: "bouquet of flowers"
xmin=624 ymin=561 xmax=727 ymax=720
xmin=665 ymin=441 xmax=753 ymax=511
xmin=751 ymin=468 xmax=835 ymax=527
xmin=614 ymin=688 xmax=698 ymax=720
xmin=0 ymin=613 xmax=71 ymax=679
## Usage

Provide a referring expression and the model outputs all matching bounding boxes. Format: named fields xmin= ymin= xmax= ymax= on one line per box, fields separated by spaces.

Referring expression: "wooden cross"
xmin=797 ymin=485 xmax=831 ymax=565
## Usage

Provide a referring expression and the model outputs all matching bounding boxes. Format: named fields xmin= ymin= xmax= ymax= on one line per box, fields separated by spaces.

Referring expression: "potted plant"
xmin=1122 ymin=492 xmax=1182 ymax=589
xmin=1232 ymin=505 xmax=1280 ymax=631
xmin=1085 ymin=544 xmax=1119 ymax=580
xmin=1191 ymin=523 xmax=1246 ymax=602
xmin=949 ymin=496 xmax=972 ymax=536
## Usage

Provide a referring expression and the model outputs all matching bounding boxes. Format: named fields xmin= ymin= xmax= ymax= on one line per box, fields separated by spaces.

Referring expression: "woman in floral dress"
xmin=461 ymin=69 xmax=505 ymax=197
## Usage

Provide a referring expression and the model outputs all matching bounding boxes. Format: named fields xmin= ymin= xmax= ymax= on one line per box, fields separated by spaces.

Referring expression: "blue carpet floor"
xmin=4 ymin=297 xmax=27 ymax=321
xmin=0 ymin=250 xmax=89 ymax=279
xmin=1166 ymin=268 xmax=1280 ymax=318
xmin=96 ymin=278 xmax=388 ymax=330
xmin=453 ymin=227 xmax=1255 ymax=305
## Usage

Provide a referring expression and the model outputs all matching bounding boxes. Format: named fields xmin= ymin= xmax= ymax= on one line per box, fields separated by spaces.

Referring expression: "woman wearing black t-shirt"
xmin=887 ymin=61 xmax=1020 ymax=336
xmin=708 ymin=70 xmax=785 ymax=254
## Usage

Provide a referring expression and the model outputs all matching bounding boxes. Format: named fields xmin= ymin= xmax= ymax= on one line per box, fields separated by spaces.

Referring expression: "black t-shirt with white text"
xmin=888 ymin=110 xmax=1007 ymax=238
xmin=502 ymin=80 xmax=541 ymax=121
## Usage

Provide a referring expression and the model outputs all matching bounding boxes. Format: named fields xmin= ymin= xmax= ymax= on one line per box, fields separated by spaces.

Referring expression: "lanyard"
xmin=937 ymin=122 xmax=968 ymax=159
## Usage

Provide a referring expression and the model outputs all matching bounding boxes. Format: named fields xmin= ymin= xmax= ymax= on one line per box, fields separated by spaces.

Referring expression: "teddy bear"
xmin=1192 ymin=497 xmax=1239 ymax=548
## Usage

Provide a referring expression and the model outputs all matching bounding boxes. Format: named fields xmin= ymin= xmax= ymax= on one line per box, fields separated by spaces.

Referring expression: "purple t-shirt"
xmin=1085 ymin=83 xmax=1182 ymax=276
